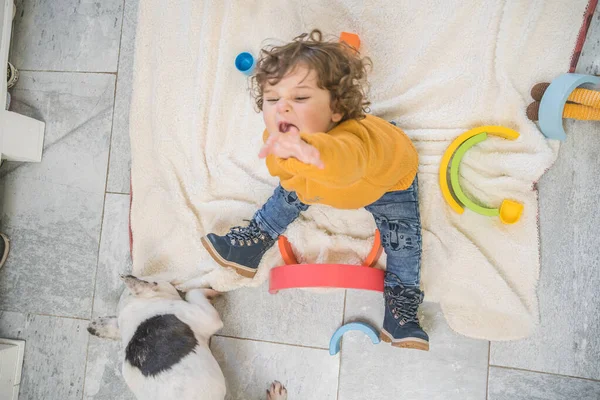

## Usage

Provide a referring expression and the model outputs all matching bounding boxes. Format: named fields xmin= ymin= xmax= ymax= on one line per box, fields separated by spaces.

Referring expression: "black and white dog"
xmin=88 ymin=275 xmax=287 ymax=400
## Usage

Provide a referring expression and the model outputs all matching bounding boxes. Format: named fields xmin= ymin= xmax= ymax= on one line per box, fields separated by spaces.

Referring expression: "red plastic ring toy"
xmin=269 ymin=230 xmax=384 ymax=294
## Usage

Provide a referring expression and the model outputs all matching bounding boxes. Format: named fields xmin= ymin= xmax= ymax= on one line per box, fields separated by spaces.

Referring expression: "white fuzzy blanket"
xmin=129 ymin=0 xmax=588 ymax=340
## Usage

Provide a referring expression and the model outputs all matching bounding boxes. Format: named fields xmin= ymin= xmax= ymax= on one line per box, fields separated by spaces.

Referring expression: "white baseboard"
xmin=0 ymin=338 xmax=25 ymax=400
xmin=0 ymin=110 xmax=45 ymax=162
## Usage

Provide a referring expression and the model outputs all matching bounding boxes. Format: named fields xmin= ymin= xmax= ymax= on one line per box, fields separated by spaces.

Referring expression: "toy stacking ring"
xmin=538 ymin=73 xmax=600 ymax=141
xmin=439 ymin=125 xmax=523 ymax=224
xmin=269 ymin=230 xmax=384 ymax=294
xmin=329 ymin=322 xmax=380 ymax=356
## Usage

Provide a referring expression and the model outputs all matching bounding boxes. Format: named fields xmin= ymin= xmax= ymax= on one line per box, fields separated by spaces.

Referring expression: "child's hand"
xmin=259 ymin=131 xmax=325 ymax=169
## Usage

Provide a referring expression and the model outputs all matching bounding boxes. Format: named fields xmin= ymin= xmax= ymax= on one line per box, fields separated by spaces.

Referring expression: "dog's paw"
xmin=175 ymin=276 xmax=209 ymax=292
xmin=87 ymin=316 xmax=120 ymax=340
xmin=266 ymin=381 xmax=288 ymax=400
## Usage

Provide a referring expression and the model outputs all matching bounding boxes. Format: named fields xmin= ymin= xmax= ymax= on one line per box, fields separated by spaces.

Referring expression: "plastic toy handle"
xmin=364 ymin=229 xmax=382 ymax=268
xmin=277 ymin=236 xmax=298 ymax=265
xmin=277 ymin=230 xmax=382 ymax=267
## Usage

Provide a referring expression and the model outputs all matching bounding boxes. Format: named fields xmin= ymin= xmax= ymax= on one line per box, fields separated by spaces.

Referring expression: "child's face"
xmin=262 ymin=64 xmax=342 ymax=136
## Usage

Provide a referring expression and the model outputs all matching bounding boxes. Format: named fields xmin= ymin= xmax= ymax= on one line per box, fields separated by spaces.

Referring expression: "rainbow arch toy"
xmin=439 ymin=125 xmax=524 ymax=224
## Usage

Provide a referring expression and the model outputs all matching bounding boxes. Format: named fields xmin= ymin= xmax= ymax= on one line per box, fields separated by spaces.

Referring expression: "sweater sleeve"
xmin=271 ymin=129 xmax=368 ymax=187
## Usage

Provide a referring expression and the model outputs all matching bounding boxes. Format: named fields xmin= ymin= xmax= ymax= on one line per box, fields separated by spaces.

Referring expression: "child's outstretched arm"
xmin=259 ymin=130 xmax=325 ymax=169
xmin=260 ymin=130 xmax=367 ymax=186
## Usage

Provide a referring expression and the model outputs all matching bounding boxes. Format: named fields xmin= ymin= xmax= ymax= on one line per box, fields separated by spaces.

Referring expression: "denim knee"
xmin=277 ymin=186 xmax=309 ymax=212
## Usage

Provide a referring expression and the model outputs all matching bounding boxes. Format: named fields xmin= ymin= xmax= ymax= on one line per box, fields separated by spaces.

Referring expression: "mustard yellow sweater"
xmin=264 ymin=115 xmax=418 ymax=209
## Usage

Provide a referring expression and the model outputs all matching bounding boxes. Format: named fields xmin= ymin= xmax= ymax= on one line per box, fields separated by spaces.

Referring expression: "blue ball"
xmin=235 ymin=52 xmax=255 ymax=74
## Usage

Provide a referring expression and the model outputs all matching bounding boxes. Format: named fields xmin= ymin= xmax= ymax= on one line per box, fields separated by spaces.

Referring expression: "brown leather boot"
xmin=531 ymin=82 xmax=550 ymax=101
xmin=526 ymin=101 xmax=540 ymax=121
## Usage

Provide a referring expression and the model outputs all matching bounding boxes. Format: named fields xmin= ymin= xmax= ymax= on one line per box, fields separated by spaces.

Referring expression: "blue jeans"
xmin=253 ymin=178 xmax=422 ymax=288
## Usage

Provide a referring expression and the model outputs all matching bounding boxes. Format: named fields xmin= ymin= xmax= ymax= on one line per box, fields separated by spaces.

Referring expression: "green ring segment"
xmin=450 ymin=133 xmax=500 ymax=217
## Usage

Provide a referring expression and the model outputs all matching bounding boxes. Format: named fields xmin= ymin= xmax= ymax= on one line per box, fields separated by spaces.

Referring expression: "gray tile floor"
xmin=1 ymin=1 xmax=599 ymax=399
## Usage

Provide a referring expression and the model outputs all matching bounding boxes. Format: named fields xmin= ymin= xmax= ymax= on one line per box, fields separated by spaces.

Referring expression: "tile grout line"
xmin=89 ymin=0 xmax=127 ymax=331
xmin=106 ymin=191 xmax=131 ymax=195
xmin=213 ymin=334 xmax=330 ymax=351
xmin=335 ymin=290 xmax=348 ymax=400
xmin=489 ymin=364 xmax=600 ymax=383
xmin=81 ymin=191 xmax=109 ymax=399
xmin=81 ymin=1 xmax=128 ymax=398
xmin=0 ymin=309 xmax=91 ymax=322
xmin=486 ymin=342 xmax=491 ymax=400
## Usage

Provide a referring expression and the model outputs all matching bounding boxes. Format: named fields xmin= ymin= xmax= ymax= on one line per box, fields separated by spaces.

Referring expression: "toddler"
xmin=202 ymin=30 xmax=428 ymax=350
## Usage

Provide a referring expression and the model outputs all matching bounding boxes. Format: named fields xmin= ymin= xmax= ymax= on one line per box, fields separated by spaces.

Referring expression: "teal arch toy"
xmin=539 ymin=73 xmax=600 ymax=141
xmin=329 ymin=322 xmax=380 ymax=355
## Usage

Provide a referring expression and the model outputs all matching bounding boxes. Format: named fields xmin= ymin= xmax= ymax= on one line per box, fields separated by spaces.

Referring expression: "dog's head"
xmin=120 ymin=275 xmax=181 ymax=299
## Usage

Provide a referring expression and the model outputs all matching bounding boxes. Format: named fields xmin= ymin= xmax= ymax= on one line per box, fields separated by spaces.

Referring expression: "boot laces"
xmin=226 ymin=220 xmax=269 ymax=247
xmin=384 ymin=275 xmax=424 ymax=326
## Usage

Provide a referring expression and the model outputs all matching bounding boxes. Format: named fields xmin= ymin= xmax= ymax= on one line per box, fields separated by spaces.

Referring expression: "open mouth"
xmin=279 ymin=122 xmax=299 ymax=134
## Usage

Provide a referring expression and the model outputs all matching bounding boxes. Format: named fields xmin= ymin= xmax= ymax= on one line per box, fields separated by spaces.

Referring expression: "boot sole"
xmin=380 ymin=329 xmax=429 ymax=351
xmin=201 ymin=236 xmax=258 ymax=278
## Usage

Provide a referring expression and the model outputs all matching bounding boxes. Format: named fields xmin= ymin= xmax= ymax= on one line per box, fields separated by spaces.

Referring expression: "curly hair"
xmin=251 ymin=29 xmax=371 ymax=122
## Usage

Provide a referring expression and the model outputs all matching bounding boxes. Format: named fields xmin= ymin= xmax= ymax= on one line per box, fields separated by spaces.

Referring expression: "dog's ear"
xmin=120 ymin=275 xmax=158 ymax=296
xmin=200 ymin=288 xmax=221 ymax=300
